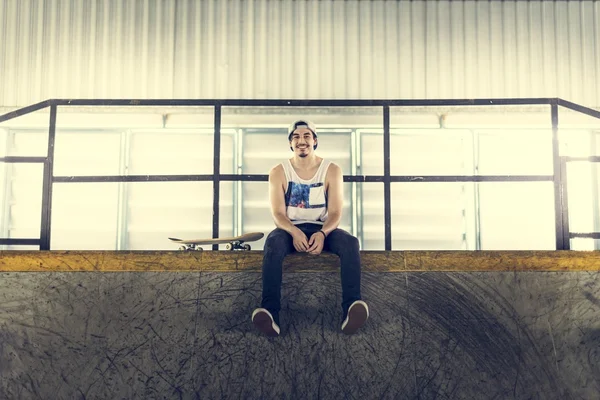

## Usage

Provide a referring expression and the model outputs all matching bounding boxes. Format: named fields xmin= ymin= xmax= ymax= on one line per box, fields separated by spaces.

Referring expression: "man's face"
xmin=290 ymin=128 xmax=317 ymax=158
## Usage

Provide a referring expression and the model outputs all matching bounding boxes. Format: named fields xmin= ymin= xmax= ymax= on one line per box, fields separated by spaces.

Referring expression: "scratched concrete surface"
xmin=0 ymin=271 xmax=599 ymax=400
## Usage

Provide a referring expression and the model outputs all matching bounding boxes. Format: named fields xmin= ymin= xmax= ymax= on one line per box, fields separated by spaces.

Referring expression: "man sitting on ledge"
xmin=252 ymin=120 xmax=369 ymax=337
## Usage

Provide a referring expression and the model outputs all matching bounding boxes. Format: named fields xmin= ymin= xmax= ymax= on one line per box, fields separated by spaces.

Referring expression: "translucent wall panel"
xmin=5 ymin=130 xmax=48 ymax=157
xmin=562 ymin=129 xmax=600 ymax=250
xmin=54 ymin=131 xmax=121 ymax=176
xmin=239 ymin=129 xmax=293 ymax=175
xmin=560 ymin=130 xmax=600 ymax=157
xmin=565 ymin=162 xmax=600 ymax=235
xmin=0 ymin=128 xmax=7 ymax=241
xmin=3 ymin=107 xmax=599 ymax=251
xmin=128 ymin=129 xmax=218 ymax=175
xmin=1 ymin=130 xmax=46 ymax=249
xmin=315 ymin=131 xmax=353 ymax=176
xmin=241 ymin=181 xmax=271 ymax=251
xmin=390 ymin=130 xmax=473 ymax=175
xmin=219 ymin=142 xmax=236 ymax=246
xmin=0 ymin=128 xmax=6 ymax=156
xmin=361 ymin=130 xmax=470 ymax=250
xmin=5 ymin=163 xmax=43 ymax=239
xmin=222 ymin=106 xmax=379 ymax=163
xmin=239 ymin=128 xmax=355 ymax=175
xmin=359 ymin=128 xmax=472 ymax=176
xmin=127 ymin=182 xmax=215 ymax=251
xmin=360 ymin=183 xmax=384 ymax=250
xmin=571 ymin=238 xmax=600 ymax=251
xmin=478 ymin=182 xmax=555 ymax=250
xmin=338 ymin=182 xmax=355 ymax=236
xmin=391 ymin=183 xmax=469 ymax=250
xmin=51 ymin=183 xmax=119 ymax=250
xmin=360 ymin=131 xmax=384 ymax=176
xmin=219 ymin=181 xmax=235 ymax=241
xmin=476 ymin=130 xmax=553 ymax=175
xmin=2 ymin=245 xmax=39 ymax=250
xmin=220 ymin=131 xmax=236 ymax=177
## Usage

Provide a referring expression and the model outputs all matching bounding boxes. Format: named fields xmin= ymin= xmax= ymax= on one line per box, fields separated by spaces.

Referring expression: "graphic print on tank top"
xmin=286 ymin=182 xmax=326 ymax=209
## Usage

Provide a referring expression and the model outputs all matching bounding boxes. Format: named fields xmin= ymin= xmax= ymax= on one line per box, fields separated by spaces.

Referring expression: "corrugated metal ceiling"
xmin=0 ymin=0 xmax=599 ymax=108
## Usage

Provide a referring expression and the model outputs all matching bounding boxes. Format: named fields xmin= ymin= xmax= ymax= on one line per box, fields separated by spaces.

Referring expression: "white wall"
xmin=1 ymin=0 xmax=600 ymax=108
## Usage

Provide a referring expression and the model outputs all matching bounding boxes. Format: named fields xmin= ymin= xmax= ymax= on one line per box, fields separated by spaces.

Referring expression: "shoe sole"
xmin=252 ymin=311 xmax=279 ymax=337
xmin=342 ymin=303 xmax=368 ymax=334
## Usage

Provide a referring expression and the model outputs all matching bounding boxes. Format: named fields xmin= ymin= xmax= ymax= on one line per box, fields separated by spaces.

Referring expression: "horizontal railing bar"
xmin=570 ymin=233 xmax=600 ymax=239
xmin=0 ymin=238 xmax=41 ymax=245
xmin=0 ymin=156 xmax=47 ymax=163
xmin=47 ymin=98 xmax=555 ymax=108
xmin=389 ymin=175 xmax=554 ymax=182
xmin=51 ymin=174 xmax=555 ymax=183
xmin=53 ymin=175 xmax=215 ymax=183
xmin=565 ymin=156 xmax=600 ymax=162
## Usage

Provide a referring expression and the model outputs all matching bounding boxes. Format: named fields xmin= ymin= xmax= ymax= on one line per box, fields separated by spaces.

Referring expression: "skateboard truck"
xmin=226 ymin=241 xmax=252 ymax=251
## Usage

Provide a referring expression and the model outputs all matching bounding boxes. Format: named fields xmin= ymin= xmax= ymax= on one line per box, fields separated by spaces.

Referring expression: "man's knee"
xmin=264 ymin=229 xmax=291 ymax=253
xmin=329 ymin=229 xmax=360 ymax=251
xmin=343 ymin=234 xmax=360 ymax=251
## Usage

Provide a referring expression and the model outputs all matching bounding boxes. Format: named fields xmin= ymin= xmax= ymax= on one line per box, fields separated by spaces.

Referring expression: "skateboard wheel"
xmin=243 ymin=244 xmax=251 ymax=251
xmin=179 ymin=246 xmax=187 ymax=251
xmin=226 ymin=243 xmax=232 ymax=251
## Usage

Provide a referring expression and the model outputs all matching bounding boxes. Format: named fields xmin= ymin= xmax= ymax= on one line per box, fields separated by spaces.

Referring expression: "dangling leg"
xmin=325 ymin=228 xmax=369 ymax=334
xmin=252 ymin=228 xmax=294 ymax=336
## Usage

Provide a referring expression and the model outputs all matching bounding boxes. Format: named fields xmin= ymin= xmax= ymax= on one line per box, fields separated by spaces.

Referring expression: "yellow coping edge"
xmin=0 ymin=250 xmax=599 ymax=272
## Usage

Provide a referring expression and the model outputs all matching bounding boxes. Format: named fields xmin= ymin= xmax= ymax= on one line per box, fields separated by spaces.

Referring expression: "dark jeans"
xmin=261 ymin=223 xmax=362 ymax=324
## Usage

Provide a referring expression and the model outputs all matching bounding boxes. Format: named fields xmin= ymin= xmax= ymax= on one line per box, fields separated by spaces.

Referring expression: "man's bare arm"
xmin=269 ymin=165 xmax=295 ymax=233
xmin=320 ymin=163 xmax=343 ymax=236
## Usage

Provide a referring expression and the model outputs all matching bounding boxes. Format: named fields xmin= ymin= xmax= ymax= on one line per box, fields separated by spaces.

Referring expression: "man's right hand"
xmin=291 ymin=228 xmax=309 ymax=252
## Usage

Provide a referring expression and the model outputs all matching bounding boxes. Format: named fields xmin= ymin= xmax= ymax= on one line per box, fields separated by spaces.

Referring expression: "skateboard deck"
xmin=169 ymin=232 xmax=264 ymax=251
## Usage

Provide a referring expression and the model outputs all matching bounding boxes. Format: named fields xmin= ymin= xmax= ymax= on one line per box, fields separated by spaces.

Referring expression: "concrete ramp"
xmin=0 ymin=252 xmax=599 ymax=399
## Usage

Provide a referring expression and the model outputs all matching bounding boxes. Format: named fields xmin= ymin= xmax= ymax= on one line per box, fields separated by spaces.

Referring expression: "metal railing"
xmin=1 ymin=98 xmax=599 ymax=251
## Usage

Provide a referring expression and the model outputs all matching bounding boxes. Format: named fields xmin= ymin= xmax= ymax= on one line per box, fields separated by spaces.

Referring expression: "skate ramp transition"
xmin=1 ymin=251 xmax=599 ymax=399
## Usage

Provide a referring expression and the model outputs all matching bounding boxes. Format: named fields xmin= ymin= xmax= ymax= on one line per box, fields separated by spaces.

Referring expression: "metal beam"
xmin=558 ymin=99 xmax=600 ymax=120
xmin=212 ymin=106 xmax=222 ymax=250
xmin=551 ymin=101 xmax=565 ymax=250
xmin=48 ymin=98 xmax=555 ymax=108
xmin=0 ymin=100 xmax=50 ymax=123
xmin=40 ymin=106 xmax=57 ymax=250
xmin=0 ymin=157 xmax=47 ymax=163
xmin=0 ymin=239 xmax=40 ymax=246
xmin=53 ymin=175 xmax=215 ymax=183
xmin=383 ymin=106 xmax=391 ymax=251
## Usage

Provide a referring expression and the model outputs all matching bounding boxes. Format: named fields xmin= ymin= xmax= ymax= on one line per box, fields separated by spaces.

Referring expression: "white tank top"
xmin=282 ymin=159 xmax=331 ymax=225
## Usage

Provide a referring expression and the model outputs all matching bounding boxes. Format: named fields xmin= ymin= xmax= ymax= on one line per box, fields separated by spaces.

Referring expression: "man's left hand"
xmin=307 ymin=231 xmax=325 ymax=255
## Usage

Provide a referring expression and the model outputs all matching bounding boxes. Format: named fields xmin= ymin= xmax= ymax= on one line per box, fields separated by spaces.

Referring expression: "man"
xmin=251 ymin=120 xmax=369 ymax=337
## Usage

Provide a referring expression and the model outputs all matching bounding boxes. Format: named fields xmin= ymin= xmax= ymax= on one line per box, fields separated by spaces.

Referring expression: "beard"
xmin=296 ymin=146 xmax=310 ymax=157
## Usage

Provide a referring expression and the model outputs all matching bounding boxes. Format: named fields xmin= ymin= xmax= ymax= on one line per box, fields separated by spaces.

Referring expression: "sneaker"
xmin=341 ymin=300 xmax=369 ymax=334
xmin=251 ymin=308 xmax=280 ymax=337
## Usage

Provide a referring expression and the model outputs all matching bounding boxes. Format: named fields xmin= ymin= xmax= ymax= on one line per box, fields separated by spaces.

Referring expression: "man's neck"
xmin=291 ymin=154 xmax=321 ymax=170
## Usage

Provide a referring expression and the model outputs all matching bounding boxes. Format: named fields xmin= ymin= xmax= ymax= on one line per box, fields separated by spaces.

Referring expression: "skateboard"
xmin=168 ymin=232 xmax=264 ymax=251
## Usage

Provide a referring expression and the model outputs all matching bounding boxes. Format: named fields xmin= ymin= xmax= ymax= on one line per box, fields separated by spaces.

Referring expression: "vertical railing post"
xmin=383 ymin=106 xmax=391 ymax=251
xmin=40 ymin=105 xmax=57 ymax=250
xmin=559 ymin=156 xmax=570 ymax=250
xmin=551 ymin=101 xmax=566 ymax=250
xmin=212 ymin=105 xmax=222 ymax=250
